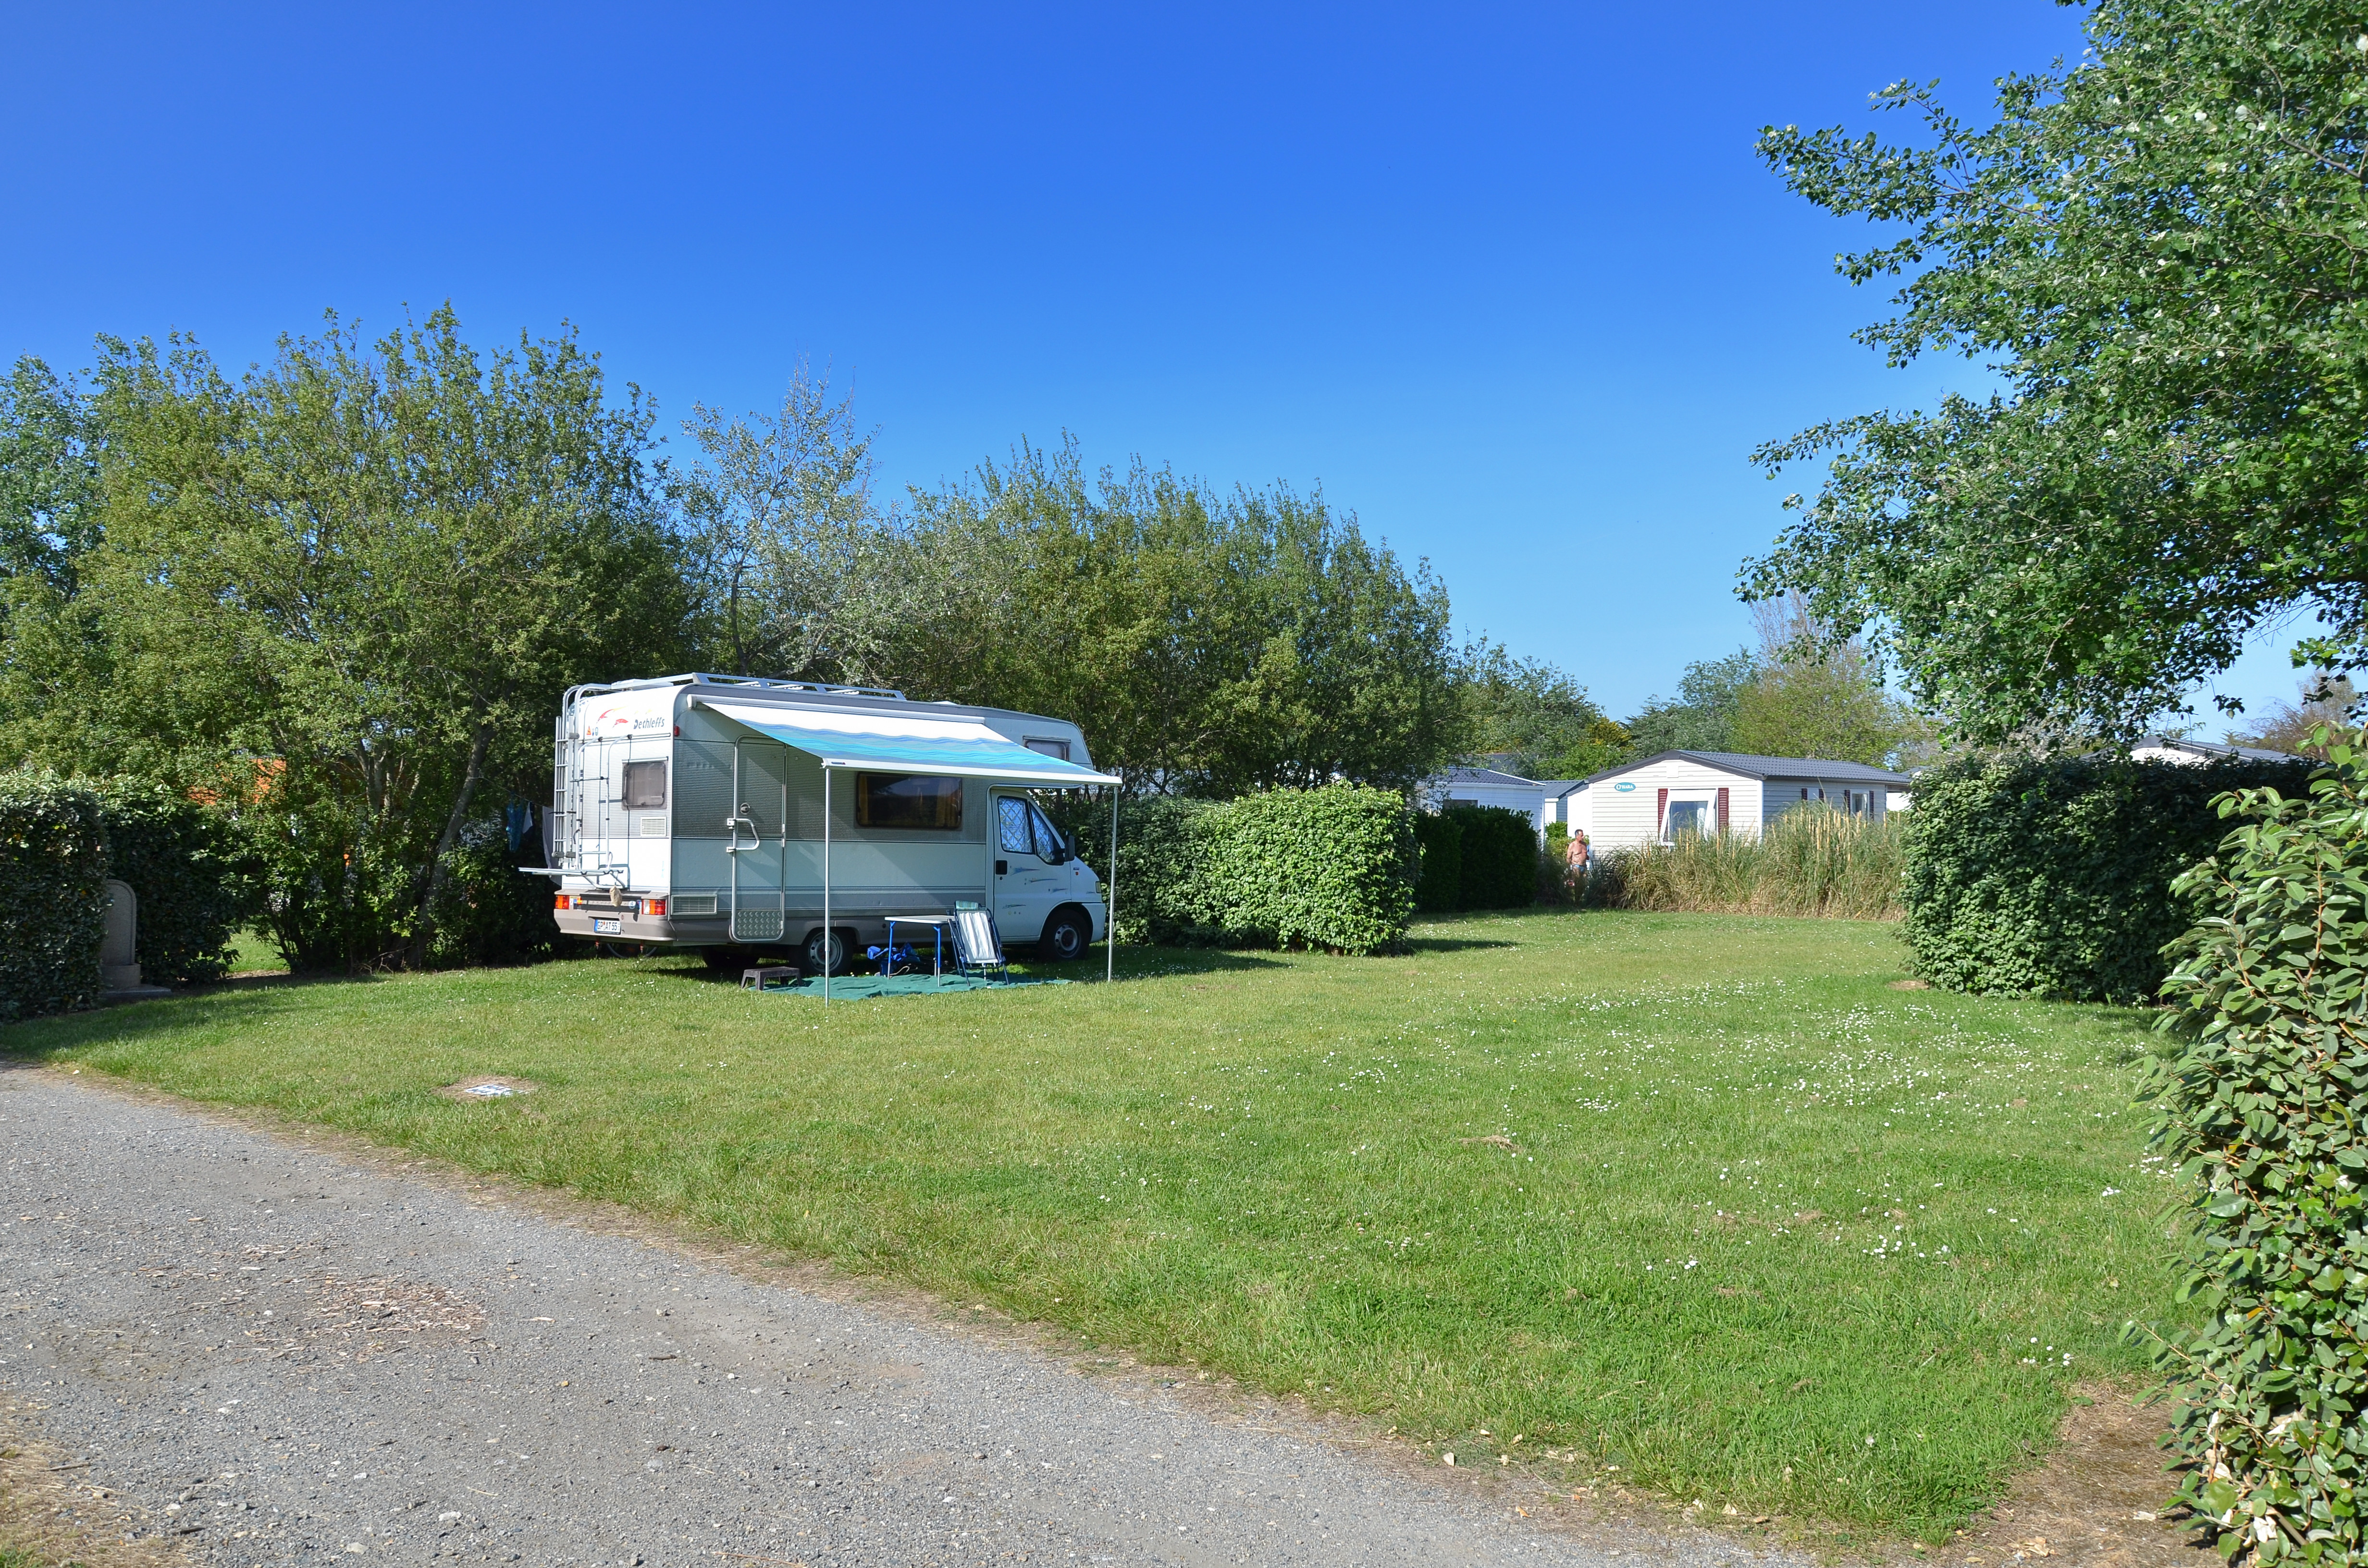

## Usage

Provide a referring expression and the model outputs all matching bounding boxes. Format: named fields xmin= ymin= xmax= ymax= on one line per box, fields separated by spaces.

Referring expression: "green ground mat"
xmin=752 ymin=973 xmax=1071 ymax=999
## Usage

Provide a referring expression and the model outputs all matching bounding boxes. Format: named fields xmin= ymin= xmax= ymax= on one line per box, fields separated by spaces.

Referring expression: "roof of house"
xmin=1579 ymin=750 xmax=1912 ymax=788
xmin=2132 ymin=734 xmax=2300 ymax=764
xmin=1537 ymin=778 xmax=1589 ymax=798
xmin=1431 ymin=766 xmax=1542 ymax=788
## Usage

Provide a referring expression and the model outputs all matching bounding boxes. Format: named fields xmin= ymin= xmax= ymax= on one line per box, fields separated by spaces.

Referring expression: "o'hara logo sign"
xmin=1613 ymin=781 xmax=1638 ymax=792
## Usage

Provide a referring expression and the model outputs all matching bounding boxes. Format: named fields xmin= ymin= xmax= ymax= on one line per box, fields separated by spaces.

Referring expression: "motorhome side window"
xmin=1023 ymin=737 xmax=1070 ymax=761
xmin=998 ymin=797 xmax=1032 ymax=854
xmin=855 ymin=773 xmax=963 ymax=830
xmin=623 ymin=760 xmax=667 ymax=809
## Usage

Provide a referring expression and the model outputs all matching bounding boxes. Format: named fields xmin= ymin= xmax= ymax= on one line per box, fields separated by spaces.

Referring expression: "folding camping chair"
xmin=950 ymin=906 xmax=1009 ymax=981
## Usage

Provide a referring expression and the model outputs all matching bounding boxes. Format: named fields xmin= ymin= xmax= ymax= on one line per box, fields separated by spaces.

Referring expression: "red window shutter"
xmin=1656 ymin=786 xmax=1668 ymax=833
xmin=1715 ymin=786 xmax=1729 ymax=833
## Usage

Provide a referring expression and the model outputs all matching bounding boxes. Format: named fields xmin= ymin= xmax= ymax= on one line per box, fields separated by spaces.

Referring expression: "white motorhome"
xmin=543 ymin=674 xmax=1116 ymax=972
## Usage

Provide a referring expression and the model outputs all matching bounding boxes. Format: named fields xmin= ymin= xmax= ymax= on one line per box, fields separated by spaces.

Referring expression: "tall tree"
xmin=10 ymin=308 xmax=689 ymax=968
xmin=1453 ymin=642 xmax=1624 ymax=777
xmin=0 ymin=356 xmax=101 ymax=598
xmin=0 ymin=359 xmax=112 ymax=765
xmin=2227 ymin=673 xmax=2359 ymax=756
xmin=893 ymin=441 xmax=1460 ymax=793
xmin=1749 ymin=1 xmax=2368 ymax=741
xmin=1728 ymin=594 xmax=1925 ymax=765
xmin=676 ymin=366 xmax=885 ymax=680
xmin=1622 ymin=650 xmax=1761 ymax=755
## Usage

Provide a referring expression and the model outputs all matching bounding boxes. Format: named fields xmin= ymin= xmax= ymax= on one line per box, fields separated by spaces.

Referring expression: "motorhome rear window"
xmin=855 ymin=773 xmax=963 ymax=830
xmin=623 ymin=760 xmax=667 ymax=809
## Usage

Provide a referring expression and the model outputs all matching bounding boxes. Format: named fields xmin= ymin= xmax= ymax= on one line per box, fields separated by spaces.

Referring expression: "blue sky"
xmin=0 ymin=1 xmax=2306 ymax=729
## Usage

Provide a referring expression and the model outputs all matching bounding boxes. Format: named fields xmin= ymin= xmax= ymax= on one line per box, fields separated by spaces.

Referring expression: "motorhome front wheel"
xmin=1040 ymin=906 xmax=1091 ymax=962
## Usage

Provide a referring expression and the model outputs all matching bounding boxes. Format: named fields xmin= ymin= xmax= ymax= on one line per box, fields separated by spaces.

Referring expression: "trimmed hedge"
xmin=1413 ymin=812 xmax=1463 ymax=912
xmin=1409 ymin=806 xmax=1537 ymax=912
xmin=0 ymin=773 xmax=108 ymax=1023
xmin=1050 ymin=784 xmax=1418 ymax=955
xmin=1198 ymin=785 xmax=1418 ymax=953
xmin=2135 ymin=742 xmax=2368 ymax=1563
xmin=1446 ymin=804 xmax=1537 ymax=910
xmin=1901 ymin=752 xmax=2313 ymax=1003
xmin=93 ymin=777 xmax=259 ymax=985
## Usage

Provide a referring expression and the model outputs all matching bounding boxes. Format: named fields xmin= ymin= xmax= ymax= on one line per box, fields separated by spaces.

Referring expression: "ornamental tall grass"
xmin=1591 ymin=804 xmax=1905 ymax=919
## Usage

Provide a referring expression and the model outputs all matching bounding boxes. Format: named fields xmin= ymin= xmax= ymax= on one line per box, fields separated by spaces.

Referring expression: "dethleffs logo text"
xmin=586 ymin=707 xmax=668 ymax=737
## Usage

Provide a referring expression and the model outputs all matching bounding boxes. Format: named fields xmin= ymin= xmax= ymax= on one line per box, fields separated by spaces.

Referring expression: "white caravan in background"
xmin=543 ymin=674 xmax=1116 ymax=973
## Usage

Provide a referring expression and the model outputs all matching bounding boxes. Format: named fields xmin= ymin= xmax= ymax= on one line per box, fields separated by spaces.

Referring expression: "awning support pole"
xmin=1107 ymin=774 xmax=1120 ymax=984
xmin=823 ymin=765 xmax=832 ymax=1007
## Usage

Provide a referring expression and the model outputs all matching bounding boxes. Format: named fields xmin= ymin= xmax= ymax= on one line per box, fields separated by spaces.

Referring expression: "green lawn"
xmin=6 ymin=912 xmax=2171 ymax=1543
xmin=221 ymin=926 xmax=285 ymax=973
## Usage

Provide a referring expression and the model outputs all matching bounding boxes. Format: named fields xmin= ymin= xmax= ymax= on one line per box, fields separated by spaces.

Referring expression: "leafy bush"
xmin=421 ymin=817 xmax=565 ymax=968
xmin=1595 ymin=806 xmax=1904 ymax=919
xmin=92 ymin=777 xmax=259 ymax=985
xmin=1412 ymin=811 xmax=1462 ymax=912
xmin=1447 ymin=804 xmax=1537 ymax=910
xmin=1045 ymin=795 xmax=1219 ymax=946
xmin=2134 ymin=740 xmax=2368 ymax=1564
xmin=1903 ymin=754 xmax=2312 ymax=1002
xmin=1053 ymin=784 xmax=1417 ymax=954
xmin=1198 ymin=784 xmax=1418 ymax=953
xmin=0 ymin=772 xmax=107 ymax=1023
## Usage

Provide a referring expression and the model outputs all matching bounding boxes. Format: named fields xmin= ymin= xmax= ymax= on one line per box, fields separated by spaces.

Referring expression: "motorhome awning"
xmin=698 ymin=699 xmax=1119 ymax=786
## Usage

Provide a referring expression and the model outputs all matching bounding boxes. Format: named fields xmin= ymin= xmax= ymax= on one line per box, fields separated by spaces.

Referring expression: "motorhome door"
xmin=993 ymin=793 xmax=1064 ymax=946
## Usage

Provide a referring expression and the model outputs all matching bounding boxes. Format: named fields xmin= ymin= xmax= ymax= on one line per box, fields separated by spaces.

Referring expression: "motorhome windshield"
xmin=1030 ymin=804 xmax=1074 ymax=861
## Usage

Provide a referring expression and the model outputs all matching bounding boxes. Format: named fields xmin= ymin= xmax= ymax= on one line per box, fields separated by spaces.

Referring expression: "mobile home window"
xmin=855 ymin=773 xmax=963 ymax=830
xmin=623 ymin=760 xmax=667 ymax=809
xmin=1023 ymin=737 xmax=1071 ymax=760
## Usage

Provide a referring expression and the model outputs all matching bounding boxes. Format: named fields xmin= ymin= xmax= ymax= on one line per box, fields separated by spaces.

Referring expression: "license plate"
xmin=592 ymin=917 xmax=621 ymax=934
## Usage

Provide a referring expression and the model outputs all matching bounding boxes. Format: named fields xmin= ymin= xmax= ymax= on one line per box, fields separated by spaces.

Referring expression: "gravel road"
xmin=0 ymin=1063 xmax=1796 ymax=1568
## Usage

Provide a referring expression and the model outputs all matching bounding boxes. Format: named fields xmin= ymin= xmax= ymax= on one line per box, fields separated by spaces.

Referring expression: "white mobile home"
xmin=1420 ymin=766 xmax=1551 ymax=829
xmin=543 ymin=674 xmax=1115 ymax=972
xmin=1558 ymin=751 xmax=1910 ymax=853
xmin=2126 ymin=734 xmax=2299 ymax=766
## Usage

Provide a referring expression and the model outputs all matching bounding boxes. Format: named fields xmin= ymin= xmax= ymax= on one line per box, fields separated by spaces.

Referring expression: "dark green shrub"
xmin=2134 ymin=739 xmax=2368 ymax=1563
xmin=1051 ymin=784 xmax=1417 ymax=954
xmin=1412 ymin=812 xmax=1463 ymax=912
xmin=1902 ymin=753 xmax=2312 ymax=1002
xmin=1446 ymin=804 xmax=1536 ymax=910
xmin=0 ymin=772 xmax=107 ymax=1023
xmin=422 ymin=817 xmax=565 ymax=968
xmin=92 ymin=777 xmax=260 ymax=985
xmin=1538 ymin=825 xmax=1576 ymax=905
xmin=1045 ymin=795 xmax=1220 ymax=946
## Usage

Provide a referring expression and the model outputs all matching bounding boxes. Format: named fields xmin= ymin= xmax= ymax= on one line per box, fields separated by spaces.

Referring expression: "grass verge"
xmin=4 ymin=910 xmax=2168 ymax=1545
xmin=0 ymin=1399 xmax=179 ymax=1567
